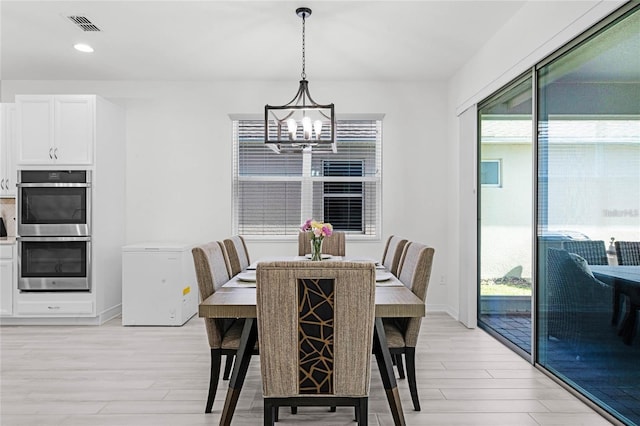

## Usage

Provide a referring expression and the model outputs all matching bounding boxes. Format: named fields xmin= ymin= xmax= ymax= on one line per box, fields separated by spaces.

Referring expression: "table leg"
xmin=219 ymin=318 xmax=257 ymax=426
xmin=373 ymin=318 xmax=406 ymax=426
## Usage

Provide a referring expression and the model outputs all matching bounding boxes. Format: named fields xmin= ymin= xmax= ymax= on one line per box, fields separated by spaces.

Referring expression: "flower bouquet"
xmin=300 ymin=219 xmax=333 ymax=261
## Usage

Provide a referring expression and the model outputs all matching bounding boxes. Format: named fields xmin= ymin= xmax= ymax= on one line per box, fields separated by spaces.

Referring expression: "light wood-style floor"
xmin=1 ymin=313 xmax=612 ymax=426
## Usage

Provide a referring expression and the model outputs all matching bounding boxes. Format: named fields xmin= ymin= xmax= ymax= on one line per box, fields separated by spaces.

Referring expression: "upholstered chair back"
xmin=223 ymin=236 xmax=250 ymax=276
xmin=381 ymin=235 xmax=408 ymax=275
xmin=192 ymin=241 xmax=231 ymax=348
xmin=395 ymin=242 xmax=435 ymax=347
xmin=256 ymin=261 xmax=376 ymax=398
xmin=297 ymin=231 xmax=346 ymax=257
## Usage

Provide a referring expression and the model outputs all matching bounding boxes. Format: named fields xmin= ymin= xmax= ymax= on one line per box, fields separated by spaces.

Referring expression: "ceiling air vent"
xmin=67 ymin=16 xmax=101 ymax=32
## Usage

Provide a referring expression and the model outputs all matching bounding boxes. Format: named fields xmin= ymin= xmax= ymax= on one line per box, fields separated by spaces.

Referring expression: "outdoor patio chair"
xmin=562 ymin=240 xmax=608 ymax=265
xmin=614 ymin=241 xmax=640 ymax=265
xmin=545 ymin=248 xmax=613 ymax=358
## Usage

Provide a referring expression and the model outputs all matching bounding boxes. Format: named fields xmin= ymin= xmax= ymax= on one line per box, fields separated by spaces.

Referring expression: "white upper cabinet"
xmin=17 ymin=95 xmax=94 ymax=165
xmin=1 ymin=103 xmax=17 ymax=196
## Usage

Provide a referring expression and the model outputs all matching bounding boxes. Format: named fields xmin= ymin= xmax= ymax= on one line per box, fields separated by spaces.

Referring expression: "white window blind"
xmin=233 ymin=118 xmax=382 ymax=238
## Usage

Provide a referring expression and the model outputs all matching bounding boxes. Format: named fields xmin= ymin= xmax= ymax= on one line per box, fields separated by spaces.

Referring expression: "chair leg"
xmin=329 ymin=406 xmax=336 ymax=412
xmin=206 ymin=348 xmax=222 ymax=413
xmin=394 ymin=354 xmax=405 ymax=379
xmin=405 ymin=347 xmax=420 ymax=411
xmin=223 ymin=354 xmax=234 ymax=380
xmin=290 ymin=406 xmax=297 ymax=414
xmin=264 ymin=400 xmax=275 ymax=426
xmin=358 ymin=397 xmax=368 ymax=426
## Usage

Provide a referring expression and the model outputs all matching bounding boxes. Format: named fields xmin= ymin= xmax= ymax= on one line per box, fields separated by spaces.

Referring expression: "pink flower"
xmin=300 ymin=218 xmax=333 ymax=238
xmin=300 ymin=218 xmax=312 ymax=232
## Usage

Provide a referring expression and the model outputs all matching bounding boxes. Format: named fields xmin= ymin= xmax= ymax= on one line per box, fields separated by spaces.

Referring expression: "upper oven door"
xmin=18 ymin=172 xmax=91 ymax=236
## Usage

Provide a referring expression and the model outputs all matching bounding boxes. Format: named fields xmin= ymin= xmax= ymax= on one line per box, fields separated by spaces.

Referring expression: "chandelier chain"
xmin=301 ymin=13 xmax=306 ymax=80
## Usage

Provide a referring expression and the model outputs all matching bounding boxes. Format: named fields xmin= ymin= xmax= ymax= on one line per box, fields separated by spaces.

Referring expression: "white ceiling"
xmin=1 ymin=0 xmax=530 ymax=82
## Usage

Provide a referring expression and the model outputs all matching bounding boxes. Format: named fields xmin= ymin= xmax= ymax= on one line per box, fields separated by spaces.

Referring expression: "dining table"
xmin=199 ymin=255 xmax=425 ymax=426
xmin=590 ymin=265 xmax=640 ymax=345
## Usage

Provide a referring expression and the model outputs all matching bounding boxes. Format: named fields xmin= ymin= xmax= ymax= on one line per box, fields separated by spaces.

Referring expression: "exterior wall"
xmin=480 ymin=143 xmax=533 ymax=279
xmin=546 ymin=142 xmax=640 ymax=242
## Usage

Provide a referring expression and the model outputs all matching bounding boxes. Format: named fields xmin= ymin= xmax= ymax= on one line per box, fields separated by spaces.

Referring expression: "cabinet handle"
xmin=0 ymin=178 xmax=4 ymax=190
xmin=54 ymin=148 xmax=58 ymax=160
xmin=47 ymin=306 xmax=61 ymax=310
xmin=49 ymin=148 xmax=53 ymax=159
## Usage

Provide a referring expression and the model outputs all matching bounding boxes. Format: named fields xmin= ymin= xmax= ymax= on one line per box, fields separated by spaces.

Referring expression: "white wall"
xmin=3 ymin=0 xmax=626 ymax=320
xmin=1 ymin=79 xmax=454 ymax=313
xmin=447 ymin=0 xmax=626 ymax=325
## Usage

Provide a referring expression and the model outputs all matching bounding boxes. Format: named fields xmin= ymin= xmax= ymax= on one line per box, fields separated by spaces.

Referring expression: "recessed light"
xmin=74 ymin=43 xmax=94 ymax=53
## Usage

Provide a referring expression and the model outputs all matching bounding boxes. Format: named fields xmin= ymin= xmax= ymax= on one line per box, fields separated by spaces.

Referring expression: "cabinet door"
xmin=16 ymin=95 xmax=54 ymax=164
xmin=1 ymin=104 xmax=17 ymax=196
xmin=0 ymin=104 xmax=7 ymax=195
xmin=0 ymin=260 xmax=13 ymax=316
xmin=54 ymin=95 xmax=94 ymax=165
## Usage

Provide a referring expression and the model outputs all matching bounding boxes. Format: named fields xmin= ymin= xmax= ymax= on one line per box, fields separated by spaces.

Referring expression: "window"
xmin=480 ymin=159 xmax=502 ymax=186
xmin=233 ymin=118 xmax=381 ymax=239
xmin=323 ymin=160 xmax=364 ymax=232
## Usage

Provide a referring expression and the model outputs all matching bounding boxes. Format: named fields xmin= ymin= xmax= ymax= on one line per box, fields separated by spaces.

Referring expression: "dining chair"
xmin=223 ymin=235 xmax=251 ymax=276
xmin=256 ymin=261 xmax=376 ymax=426
xmin=382 ymin=241 xmax=434 ymax=411
xmin=562 ymin=240 xmax=608 ymax=265
xmin=298 ymin=231 xmax=346 ymax=256
xmin=192 ymin=241 xmax=250 ymax=413
xmin=381 ymin=235 xmax=408 ymax=275
xmin=614 ymin=241 xmax=640 ymax=265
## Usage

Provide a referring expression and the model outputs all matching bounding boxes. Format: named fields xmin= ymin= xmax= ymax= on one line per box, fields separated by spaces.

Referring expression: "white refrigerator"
xmin=122 ymin=242 xmax=197 ymax=326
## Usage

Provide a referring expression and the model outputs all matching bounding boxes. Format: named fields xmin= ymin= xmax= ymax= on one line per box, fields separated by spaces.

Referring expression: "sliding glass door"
xmin=537 ymin=6 xmax=640 ymax=424
xmin=478 ymin=77 xmax=533 ymax=356
xmin=478 ymin=4 xmax=639 ymax=424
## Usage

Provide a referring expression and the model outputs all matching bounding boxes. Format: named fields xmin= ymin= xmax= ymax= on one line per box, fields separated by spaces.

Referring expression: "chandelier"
xmin=265 ymin=7 xmax=336 ymax=154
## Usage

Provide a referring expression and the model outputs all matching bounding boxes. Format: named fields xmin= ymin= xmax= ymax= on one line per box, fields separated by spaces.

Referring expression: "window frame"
xmin=231 ymin=115 xmax=383 ymax=241
xmin=480 ymin=159 xmax=502 ymax=187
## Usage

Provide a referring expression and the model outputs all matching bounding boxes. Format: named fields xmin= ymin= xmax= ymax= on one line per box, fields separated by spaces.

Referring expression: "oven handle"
xmin=17 ymin=182 xmax=91 ymax=188
xmin=17 ymin=236 xmax=91 ymax=242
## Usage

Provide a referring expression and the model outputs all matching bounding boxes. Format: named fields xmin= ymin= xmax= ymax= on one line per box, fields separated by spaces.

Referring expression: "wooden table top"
xmin=199 ymin=278 xmax=426 ymax=319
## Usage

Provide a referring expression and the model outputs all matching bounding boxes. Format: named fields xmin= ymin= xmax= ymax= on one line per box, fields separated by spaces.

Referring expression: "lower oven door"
xmin=18 ymin=236 xmax=91 ymax=291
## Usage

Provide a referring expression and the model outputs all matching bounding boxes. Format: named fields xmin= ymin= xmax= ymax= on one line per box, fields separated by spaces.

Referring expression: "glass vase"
xmin=310 ymin=237 xmax=323 ymax=261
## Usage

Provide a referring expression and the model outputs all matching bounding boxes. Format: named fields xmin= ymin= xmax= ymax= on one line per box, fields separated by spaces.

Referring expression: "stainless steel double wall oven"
xmin=17 ymin=170 xmax=92 ymax=291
